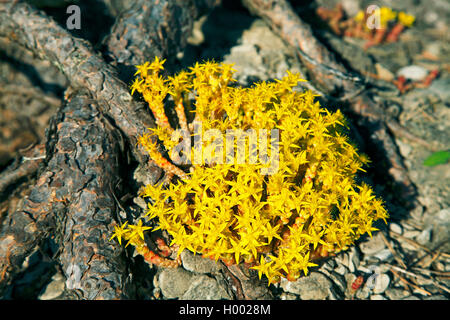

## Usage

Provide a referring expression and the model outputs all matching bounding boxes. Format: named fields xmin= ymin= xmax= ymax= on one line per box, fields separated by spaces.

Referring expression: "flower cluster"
xmin=353 ymin=8 xmax=415 ymax=28
xmin=353 ymin=7 xmax=415 ymax=48
xmin=317 ymin=4 xmax=415 ymax=49
xmin=111 ymin=57 xmax=388 ymax=284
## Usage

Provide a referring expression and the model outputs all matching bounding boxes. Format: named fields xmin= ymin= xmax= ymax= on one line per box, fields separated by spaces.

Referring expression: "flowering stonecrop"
xmin=111 ymin=57 xmax=388 ymax=284
xmin=354 ymin=7 xmax=415 ymax=29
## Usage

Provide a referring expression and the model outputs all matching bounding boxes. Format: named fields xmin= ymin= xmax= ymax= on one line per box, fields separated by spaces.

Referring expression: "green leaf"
xmin=423 ymin=150 xmax=450 ymax=167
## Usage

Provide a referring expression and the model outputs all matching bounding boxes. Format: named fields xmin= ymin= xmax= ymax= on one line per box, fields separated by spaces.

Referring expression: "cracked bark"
xmin=0 ymin=0 xmax=219 ymax=299
xmin=0 ymin=92 xmax=129 ymax=299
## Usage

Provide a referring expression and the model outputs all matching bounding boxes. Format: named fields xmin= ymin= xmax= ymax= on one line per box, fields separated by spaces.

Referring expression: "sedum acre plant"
xmin=110 ymin=57 xmax=388 ymax=284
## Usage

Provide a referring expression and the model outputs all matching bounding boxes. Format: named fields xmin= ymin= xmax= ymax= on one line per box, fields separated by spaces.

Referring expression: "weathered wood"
xmin=0 ymin=92 xmax=130 ymax=299
xmin=0 ymin=0 xmax=221 ymax=299
xmin=0 ymin=1 xmax=153 ymax=163
xmin=104 ymin=0 xmax=221 ymax=69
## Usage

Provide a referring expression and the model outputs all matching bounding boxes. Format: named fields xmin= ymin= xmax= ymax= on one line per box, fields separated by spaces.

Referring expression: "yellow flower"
xmin=251 ymin=255 xmax=274 ymax=280
xmin=109 ymin=222 xmax=130 ymax=245
xmin=379 ymin=7 xmax=397 ymax=28
xmin=354 ymin=10 xmax=365 ymax=22
xmin=134 ymin=61 xmax=151 ymax=78
xmin=127 ymin=219 xmax=152 ymax=241
xmin=149 ymin=56 xmax=166 ymax=72
xmin=398 ymin=12 xmax=415 ymax=27
xmin=119 ymin=57 xmax=388 ymax=284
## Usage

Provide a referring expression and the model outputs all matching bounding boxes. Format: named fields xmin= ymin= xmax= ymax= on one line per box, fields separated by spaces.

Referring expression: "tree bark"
xmin=0 ymin=0 xmax=220 ymax=299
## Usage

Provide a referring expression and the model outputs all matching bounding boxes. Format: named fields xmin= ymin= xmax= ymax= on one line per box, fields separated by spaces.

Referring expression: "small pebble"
xmin=375 ymin=63 xmax=395 ymax=81
xmin=445 ymin=264 xmax=450 ymax=273
xmin=372 ymin=273 xmax=390 ymax=294
xmin=334 ymin=264 xmax=349 ymax=276
xmin=158 ymin=268 xmax=194 ymax=299
xmin=356 ymin=286 xmax=370 ymax=300
xmin=281 ymin=272 xmax=332 ymax=300
xmin=396 ymin=65 xmax=428 ymax=81
xmin=39 ymin=272 xmax=65 ymax=300
xmin=373 ymin=249 xmax=394 ymax=262
xmin=348 ymin=247 xmax=360 ymax=272
xmin=403 ymin=230 xmax=421 ymax=239
xmin=415 ymin=227 xmax=432 ymax=245
xmin=389 ymin=223 xmax=403 ymax=235
xmin=385 ymin=288 xmax=410 ymax=300
xmin=359 ymin=233 xmax=386 ymax=256
xmin=433 ymin=261 xmax=445 ymax=272
xmin=370 ymin=294 xmax=387 ymax=300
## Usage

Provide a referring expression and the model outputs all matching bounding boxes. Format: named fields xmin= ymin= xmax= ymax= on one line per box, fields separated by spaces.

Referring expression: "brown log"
xmin=55 ymin=93 xmax=131 ymax=299
xmin=0 ymin=1 xmax=153 ymax=164
xmin=0 ymin=0 xmax=220 ymax=299
xmin=0 ymin=92 xmax=130 ymax=299
xmin=104 ymin=0 xmax=221 ymax=69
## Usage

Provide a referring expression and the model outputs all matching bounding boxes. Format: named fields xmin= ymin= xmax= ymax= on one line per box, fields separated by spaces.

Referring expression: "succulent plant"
xmin=111 ymin=57 xmax=388 ymax=284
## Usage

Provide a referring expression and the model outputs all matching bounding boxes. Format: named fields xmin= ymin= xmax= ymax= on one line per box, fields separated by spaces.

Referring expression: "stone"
xmin=181 ymin=250 xmax=220 ymax=274
xmin=281 ymin=272 xmax=332 ymax=300
xmin=159 ymin=267 xmax=195 ymax=299
xmin=39 ymin=272 xmax=65 ymax=300
xmin=389 ymin=223 xmax=403 ymax=235
xmin=341 ymin=0 xmax=360 ymax=16
xmin=424 ymin=208 xmax=450 ymax=252
xmin=181 ymin=275 xmax=232 ymax=300
xmin=372 ymin=273 xmax=390 ymax=294
xmin=427 ymin=78 xmax=450 ymax=101
xmin=355 ymin=285 xmax=370 ymax=300
xmin=409 ymin=205 xmax=425 ymax=222
xmin=359 ymin=233 xmax=386 ymax=256
xmin=396 ymin=139 xmax=412 ymax=158
xmin=403 ymin=230 xmax=421 ymax=239
xmin=133 ymin=196 xmax=147 ymax=210
xmin=415 ymin=226 xmax=432 ymax=245
xmin=396 ymin=65 xmax=428 ymax=81
xmin=335 ymin=252 xmax=349 ymax=269
xmin=424 ymin=41 xmax=442 ymax=58
xmin=375 ymin=63 xmax=395 ymax=81
xmin=334 ymin=264 xmax=349 ymax=276
xmin=348 ymin=247 xmax=360 ymax=272
xmin=385 ymin=288 xmax=410 ymax=300
xmin=373 ymin=249 xmax=394 ymax=262
xmin=446 ymin=264 xmax=450 ymax=272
